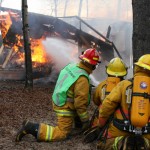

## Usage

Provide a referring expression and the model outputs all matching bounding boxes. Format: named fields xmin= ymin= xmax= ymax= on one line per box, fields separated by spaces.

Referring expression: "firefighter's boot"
xmin=16 ymin=120 xmax=39 ymax=142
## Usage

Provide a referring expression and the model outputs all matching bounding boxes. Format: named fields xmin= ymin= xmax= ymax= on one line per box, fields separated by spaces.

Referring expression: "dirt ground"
xmin=0 ymin=80 xmax=97 ymax=150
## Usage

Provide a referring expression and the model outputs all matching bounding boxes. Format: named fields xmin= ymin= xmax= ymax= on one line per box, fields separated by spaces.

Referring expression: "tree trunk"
xmin=63 ymin=0 xmax=68 ymax=17
xmin=22 ymin=0 xmax=33 ymax=89
xmin=132 ymin=0 xmax=150 ymax=63
xmin=54 ymin=0 xmax=58 ymax=17
xmin=78 ymin=0 xmax=83 ymax=17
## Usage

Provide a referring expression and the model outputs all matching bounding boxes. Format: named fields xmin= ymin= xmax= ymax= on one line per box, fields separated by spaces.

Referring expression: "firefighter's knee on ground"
xmin=37 ymin=123 xmax=70 ymax=142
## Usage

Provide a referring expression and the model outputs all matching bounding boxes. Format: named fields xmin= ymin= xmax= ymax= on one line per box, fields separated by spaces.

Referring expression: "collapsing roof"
xmin=0 ymin=7 xmax=115 ymax=81
xmin=0 ymin=7 xmax=115 ymax=58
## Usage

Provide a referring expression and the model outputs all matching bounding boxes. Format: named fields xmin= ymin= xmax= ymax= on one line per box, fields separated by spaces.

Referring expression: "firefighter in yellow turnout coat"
xmin=15 ymin=48 xmax=101 ymax=142
xmin=92 ymin=57 xmax=128 ymax=127
xmin=97 ymin=54 xmax=150 ymax=150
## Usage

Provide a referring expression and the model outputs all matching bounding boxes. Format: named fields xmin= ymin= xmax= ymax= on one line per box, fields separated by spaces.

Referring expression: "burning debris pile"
xmin=0 ymin=10 xmax=52 ymax=69
xmin=0 ymin=7 xmax=114 ymax=80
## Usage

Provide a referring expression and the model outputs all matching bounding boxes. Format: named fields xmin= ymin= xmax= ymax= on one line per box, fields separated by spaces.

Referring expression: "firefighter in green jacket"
xmin=16 ymin=48 xmax=101 ymax=142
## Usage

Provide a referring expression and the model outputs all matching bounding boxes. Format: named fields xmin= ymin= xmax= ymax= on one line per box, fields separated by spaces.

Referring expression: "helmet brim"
xmin=106 ymin=69 xmax=127 ymax=77
xmin=79 ymin=55 xmax=99 ymax=65
xmin=135 ymin=62 xmax=150 ymax=71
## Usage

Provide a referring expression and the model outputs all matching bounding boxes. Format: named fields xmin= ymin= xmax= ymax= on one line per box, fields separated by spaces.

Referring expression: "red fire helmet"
xmin=79 ymin=48 xmax=101 ymax=65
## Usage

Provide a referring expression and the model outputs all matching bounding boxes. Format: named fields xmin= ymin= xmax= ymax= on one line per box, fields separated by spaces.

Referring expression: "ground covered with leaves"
xmin=0 ymin=80 xmax=97 ymax=150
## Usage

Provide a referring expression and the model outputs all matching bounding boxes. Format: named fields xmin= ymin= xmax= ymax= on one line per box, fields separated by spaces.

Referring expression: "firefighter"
xmin=15 ymin=48 xmax=101 ymax=142
xmin=95 ymin=54 xmax=150 ymax=150
xmin=92 ymin=57 xmax=128 ymax=126
xmin=83 ymin=57 xmax=128 ymax=141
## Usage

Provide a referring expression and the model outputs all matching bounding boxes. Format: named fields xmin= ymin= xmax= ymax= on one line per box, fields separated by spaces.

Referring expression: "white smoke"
xmin=42 ymin=37 xmax=78 ymax=71
xmin=1 ymin=0 xmax=133 ymax=80
xmin=42 ymin=37 xmax=101 ymax=86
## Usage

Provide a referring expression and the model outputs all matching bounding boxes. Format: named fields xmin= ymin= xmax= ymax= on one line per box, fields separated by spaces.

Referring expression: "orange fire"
xmin=0 ymin=11 xmax=51 ymax=67
xmin=11 ymin=36 xmax=50 ymax=66
xmin=30 ymin=38 xmax=50 ymax=65
xmin=0 ymin=11 xmax=12 ymax=38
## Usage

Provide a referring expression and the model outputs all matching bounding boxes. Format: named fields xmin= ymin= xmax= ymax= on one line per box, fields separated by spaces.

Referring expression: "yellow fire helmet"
xmin=106 ymin=57 xmax=128 ymax=77
xmin=134 ymin=54 xmax=150 ymax=71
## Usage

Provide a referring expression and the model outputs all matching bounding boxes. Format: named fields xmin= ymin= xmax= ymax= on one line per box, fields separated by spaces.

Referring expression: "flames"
xmin=30 ymin=37 xmax=50 ymax=65
xmin=0 ymin=11 xmax=12 ymax=39
xmin=0 ymin=10 xmax=51 ymax=68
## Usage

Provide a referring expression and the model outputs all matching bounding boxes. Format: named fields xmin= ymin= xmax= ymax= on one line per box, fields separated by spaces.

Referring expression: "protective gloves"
xmin=74 ymin=115 xmax=82 ymax=128
xmin=68 ymin=120 xmax=90 ymax=137
xmin=81 ymin=120 xmax=90 ymax=132
xmin=83 ymin=126 xmax=101 ymax=143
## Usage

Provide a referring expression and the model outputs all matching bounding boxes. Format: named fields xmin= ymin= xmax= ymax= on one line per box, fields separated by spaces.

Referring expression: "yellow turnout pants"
xmin=37 ymin=116 xmax=74 ymax=141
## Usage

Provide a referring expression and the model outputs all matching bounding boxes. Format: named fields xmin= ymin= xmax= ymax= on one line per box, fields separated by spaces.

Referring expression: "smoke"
xmin=1 ymin=0 xmax=132 ymax=21
xmin=42 ymin=37 xmax=102 ymax=86
xmin=1 ymin=0 xmax=133 ymax=80
xmin=43 ymin=37 xmax=78 ymax=71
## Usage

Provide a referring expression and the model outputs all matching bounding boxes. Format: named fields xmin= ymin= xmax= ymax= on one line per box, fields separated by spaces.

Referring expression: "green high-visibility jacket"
xmin=52 ymin=63 xmax=90 ymax=106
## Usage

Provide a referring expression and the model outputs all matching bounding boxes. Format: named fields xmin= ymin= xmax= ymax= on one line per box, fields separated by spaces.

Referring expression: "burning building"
xmin=0 ymin=7 xmax=115 ymax=82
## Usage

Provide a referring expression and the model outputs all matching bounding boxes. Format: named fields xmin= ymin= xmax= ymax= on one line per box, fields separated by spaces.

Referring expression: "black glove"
xmin=74 ymin=116 xmax=82 ymax=128
xmin=69 ymin=120 xmax=90 ymax=136
xmin=82 ymin=121 xmax=90 ymax=132
xmin=83 ymin=126 xmax=101 ymax=143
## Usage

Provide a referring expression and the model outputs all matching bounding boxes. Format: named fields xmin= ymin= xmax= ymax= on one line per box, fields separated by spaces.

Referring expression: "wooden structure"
xmin=0 ymin=7 xmax=116 ymax=80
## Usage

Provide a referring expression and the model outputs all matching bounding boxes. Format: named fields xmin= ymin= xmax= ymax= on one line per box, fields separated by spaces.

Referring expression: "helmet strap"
xmin=82 ymin=60 xmax=96 ymax=70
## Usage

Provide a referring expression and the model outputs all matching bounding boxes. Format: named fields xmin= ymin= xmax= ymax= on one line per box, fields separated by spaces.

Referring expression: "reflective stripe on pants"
xmin=37 ymin=116 xmax=74 ymax=141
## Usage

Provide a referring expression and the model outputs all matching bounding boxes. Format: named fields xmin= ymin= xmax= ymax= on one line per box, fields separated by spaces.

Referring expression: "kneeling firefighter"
xmin=83 ymin=57 xmax=128 ymax=142
xmin=95 ymin=54 xmax=150 ymax=150
xmin=16 ymin=48 xmax=101 ymax=142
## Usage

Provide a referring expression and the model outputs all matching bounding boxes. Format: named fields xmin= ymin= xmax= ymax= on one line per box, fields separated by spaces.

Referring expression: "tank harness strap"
xmin=132 ymin=92 xmax=150 ymax=99
xmin=97 ymin=114 xmax=114 ymax=142
xmin=105 ymin=92 xmax=110 ymax=95
xmin=113 ymin=119 xmax=150 ymax=134
xmin=119 ymin=106 xmax=128 ymax=120
xmin=113 ymin=118 xmax=132 ymax=132
xmin=113 ymin=78 xmax=150 ymax=134
xmin=97 ymin=106 xmax=120 ymax=142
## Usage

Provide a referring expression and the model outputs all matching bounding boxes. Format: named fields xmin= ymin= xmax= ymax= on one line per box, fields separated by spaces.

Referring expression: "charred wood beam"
xmin=2 ymin=48 xmax=13 ymax=68
xmin=80 ymin=35 xmax=91 ymax=48
xmin=0 ymin=44 xmax=4 ymax=55
xmin=0 ymin=7 xmax=112 ymax=47
xmin=75 ymin=16 xmax=110 ymax=43
xmin=58 ymin=16 xmax=122 ymax=59
xmin=106 ymin=26 xmax=111 ymax=39
xmin=0 ymin=7 xmax=111 ymax=49
xmin=0 ymin=7 xmax=115 ymax=61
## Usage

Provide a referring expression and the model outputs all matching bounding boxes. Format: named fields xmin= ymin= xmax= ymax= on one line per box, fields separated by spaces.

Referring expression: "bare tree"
xmin=78 ymin=0 xmax=83 ymax=17
xmin=22 ymin=0 xmax=33 ymax=89
xmin=132 ymin=0 xmax=150 ymax=62
xmin=63 ymin=0 xmax=68 ymax=17
xmin=54 ymin=0 xmax=58 ymax=17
